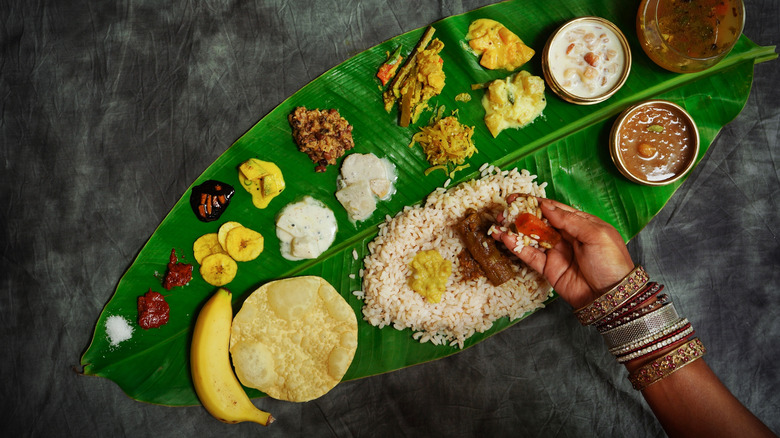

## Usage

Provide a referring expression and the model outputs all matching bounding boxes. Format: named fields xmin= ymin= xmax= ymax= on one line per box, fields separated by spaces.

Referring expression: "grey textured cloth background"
xmin=1 ymin=0 xmax=778 ymax=436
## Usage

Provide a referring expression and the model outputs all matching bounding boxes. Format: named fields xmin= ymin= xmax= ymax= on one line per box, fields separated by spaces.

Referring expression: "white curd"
xmin=276 ymin=197 xmax=338 ymax=260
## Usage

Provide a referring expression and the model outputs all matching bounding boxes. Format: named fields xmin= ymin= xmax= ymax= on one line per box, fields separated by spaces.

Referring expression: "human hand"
xmin=491 ymin=197 xmax=634 ymax=310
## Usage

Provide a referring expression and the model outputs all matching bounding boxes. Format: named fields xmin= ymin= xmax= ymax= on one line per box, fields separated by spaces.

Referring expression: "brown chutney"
xmin=611 ymin=100 xmax=699 ymax=185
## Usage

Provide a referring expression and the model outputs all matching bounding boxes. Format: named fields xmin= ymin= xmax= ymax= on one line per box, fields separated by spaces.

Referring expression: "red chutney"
xmin=138 ymin=290 xmax=170 ymax=329
xmin=617 ymin=104 xmax=695 ymax=182
xmin=162 ymin=248 xmax=192 ymax=290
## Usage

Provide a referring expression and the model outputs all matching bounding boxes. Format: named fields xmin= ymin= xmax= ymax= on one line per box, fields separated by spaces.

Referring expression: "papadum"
xmin=229 ymin=276 xmax=358 ymax=402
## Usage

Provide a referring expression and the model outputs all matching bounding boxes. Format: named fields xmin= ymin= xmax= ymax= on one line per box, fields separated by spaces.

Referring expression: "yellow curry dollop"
xmin=409 ymin=249 xmax=452 ymax=303
xmin=238 ymin=158 xmax=285 ymax=209
xmin=466 ymin=18 xmax=534 ymax=71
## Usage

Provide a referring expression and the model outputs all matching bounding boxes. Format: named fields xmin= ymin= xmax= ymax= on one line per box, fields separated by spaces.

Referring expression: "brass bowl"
xmin=636 ymin=0 xmax=745 ymax=73
xmin=610 ymin=100 xmax=700 ymax=186
xmin=542 ymin=16 xmax=632 ymax=105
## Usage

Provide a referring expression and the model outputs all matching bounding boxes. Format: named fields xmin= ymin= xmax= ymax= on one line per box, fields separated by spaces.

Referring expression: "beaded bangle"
xmin=601 ymin=303 xmax=679 ymax=349
xmin=595 ymin=283 xmax=663 ymax=331
xmin=618 ymin=329 xmax=693 ymax=365
xmin=600 ymin=294 xmax=670 ymax=333
xmin=598 ymin=291 xmax=669 ymax=333
xmin=628 ymin=338 xmax=705 ymax=390
xmin=575 ymin=265 xmax=650 ymax=325
xmin=616 ymin=325 xmax=694 ymax=363
xmin=609 ymin=318 xmax=689 ymax=356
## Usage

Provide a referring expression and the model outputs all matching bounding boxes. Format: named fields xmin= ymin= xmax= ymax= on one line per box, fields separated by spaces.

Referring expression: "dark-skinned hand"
xmin=491 ymin=197 xmax=634 ymax=310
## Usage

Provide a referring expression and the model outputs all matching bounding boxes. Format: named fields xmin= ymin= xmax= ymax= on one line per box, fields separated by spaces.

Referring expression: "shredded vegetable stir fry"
xmin=410 ymin=115 xmax=477 ymax=177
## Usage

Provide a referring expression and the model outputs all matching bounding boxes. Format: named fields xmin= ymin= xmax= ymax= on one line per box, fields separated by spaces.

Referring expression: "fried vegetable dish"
xmin=288 ymin=107 xmax=355 ymax=172
xmin=466 ymin=18 xmax=535 ymax=71
xmin=383 ymin=27 xmax=446 ymax=127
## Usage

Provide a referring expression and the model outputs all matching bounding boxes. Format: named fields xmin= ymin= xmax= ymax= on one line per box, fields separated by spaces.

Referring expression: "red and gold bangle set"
xmin=574 ymin=266 xmax=705 ymax=391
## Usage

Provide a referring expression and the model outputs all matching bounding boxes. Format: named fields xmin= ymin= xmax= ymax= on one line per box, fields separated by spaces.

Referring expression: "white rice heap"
xmin=360 ymin=166 xmax=553 ymax=348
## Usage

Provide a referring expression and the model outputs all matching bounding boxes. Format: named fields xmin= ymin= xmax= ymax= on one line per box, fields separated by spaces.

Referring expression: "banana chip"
xmin=230 ymin=276 xmax=358 ymax=402
xmin=199 ymin=253 xmax=238 ymax=286
xmin=193 ymin=222 xmax=264 ymax=286
xmin=225 ymin=227 xmax=264 ymax=262
xmin=217 ymin=221 xmax=243 ymax=251
xmin=193 ymin=233 xmax=225 ymax=264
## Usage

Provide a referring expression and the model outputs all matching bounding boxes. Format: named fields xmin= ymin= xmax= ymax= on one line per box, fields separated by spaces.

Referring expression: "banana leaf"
xmin=80 ymin=0 xmax=777 ymax=406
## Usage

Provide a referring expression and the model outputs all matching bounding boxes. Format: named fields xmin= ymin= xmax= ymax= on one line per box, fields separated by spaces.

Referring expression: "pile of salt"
xmin=105 ymin=315 xmax=133 ymax=346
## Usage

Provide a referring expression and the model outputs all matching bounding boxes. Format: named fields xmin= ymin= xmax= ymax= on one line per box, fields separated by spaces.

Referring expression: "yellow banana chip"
xmin=217 ymin=221 xmax=244 ymax=252
xmin=225 ymin=227 xmax=264 ymax=262
xmin=230 ymin=276 xmax=357 ymax=402
xmin=199 ymin=253 xmax=238 ymax=286
xmin=193 ymin=233 xmax=225 ymax=264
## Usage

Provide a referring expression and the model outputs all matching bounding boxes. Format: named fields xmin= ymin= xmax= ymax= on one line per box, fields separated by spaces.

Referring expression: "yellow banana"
xmin=191 ymin=288 xmax=274 ymax=425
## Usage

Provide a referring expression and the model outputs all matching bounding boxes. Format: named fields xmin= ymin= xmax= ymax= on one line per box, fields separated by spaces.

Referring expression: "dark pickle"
xmin=138 ymin=290 xmax=170 ymax=330
xmin=190 ymin=180 xmax=235 ymax=222
xmin=162 ymin=248 xmax=192 ymax=290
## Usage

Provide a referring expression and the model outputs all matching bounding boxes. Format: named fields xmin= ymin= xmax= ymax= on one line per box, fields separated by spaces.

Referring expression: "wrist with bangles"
xmin=574 ymin=265 xmax=705 ymax=391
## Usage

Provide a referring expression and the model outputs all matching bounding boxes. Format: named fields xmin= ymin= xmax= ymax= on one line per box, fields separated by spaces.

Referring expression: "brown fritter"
xmin=457 ymin=248 xmax=484 ymax=282
xmin=455 ymin=208 xmax=516 ymax=286
xmin=288 ymin=107 xmax=355 ymax=172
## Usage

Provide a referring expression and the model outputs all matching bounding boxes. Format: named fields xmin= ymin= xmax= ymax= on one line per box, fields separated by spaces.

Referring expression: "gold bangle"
xmin=628 ymin=338 xmax=706 ymax=391
xmin=574 ymin=265 xmax=650 ymax=325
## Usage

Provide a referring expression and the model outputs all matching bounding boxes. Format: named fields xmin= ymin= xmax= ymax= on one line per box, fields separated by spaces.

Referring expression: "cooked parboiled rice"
xmin=360 ymin=167 xmax=553 ymax=348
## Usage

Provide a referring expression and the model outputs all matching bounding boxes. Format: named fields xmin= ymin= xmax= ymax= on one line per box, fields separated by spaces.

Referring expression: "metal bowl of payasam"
xmin=542 ymin=16 xmax=632 ymax=105
xmin=609 ymin=100 xmax=700 ymax=186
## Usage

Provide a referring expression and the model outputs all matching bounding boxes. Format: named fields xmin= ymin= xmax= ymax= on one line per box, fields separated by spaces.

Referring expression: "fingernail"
xmin=542 ymin=201 xmax=556 ymax=211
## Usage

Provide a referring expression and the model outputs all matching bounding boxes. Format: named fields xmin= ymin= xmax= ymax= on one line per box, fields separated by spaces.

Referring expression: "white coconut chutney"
xmin=276 ymin=196 xmax=337 ymax=260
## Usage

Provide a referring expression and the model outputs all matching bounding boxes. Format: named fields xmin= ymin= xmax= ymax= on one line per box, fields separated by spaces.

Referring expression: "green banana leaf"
xmin=80 ymin=0 xmax=777 ymax=406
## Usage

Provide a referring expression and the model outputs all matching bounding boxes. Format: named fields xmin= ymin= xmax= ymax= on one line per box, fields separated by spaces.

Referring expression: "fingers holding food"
xmin=514 ymin=212 xmax=562 ymax=249
xmin=491 ymin=194 xmax=561 ymax=251
xmin=490 ymin=220 xmax=551 ymax=276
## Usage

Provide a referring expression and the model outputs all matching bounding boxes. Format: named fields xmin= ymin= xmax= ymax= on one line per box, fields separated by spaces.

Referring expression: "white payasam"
xmin=548 ymin=21 xmax=625 ymax=98
xmin=360 ymin=166 xmax=553 ymax=348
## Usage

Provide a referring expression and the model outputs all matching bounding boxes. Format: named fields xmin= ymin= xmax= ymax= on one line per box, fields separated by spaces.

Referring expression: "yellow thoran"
xmin=410 ymin=115 xmax=477 ymax=176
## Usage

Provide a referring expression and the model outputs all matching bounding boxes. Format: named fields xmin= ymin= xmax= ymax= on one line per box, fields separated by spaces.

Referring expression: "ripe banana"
xmin=191 ymin=288 xmax=274 ymax=425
